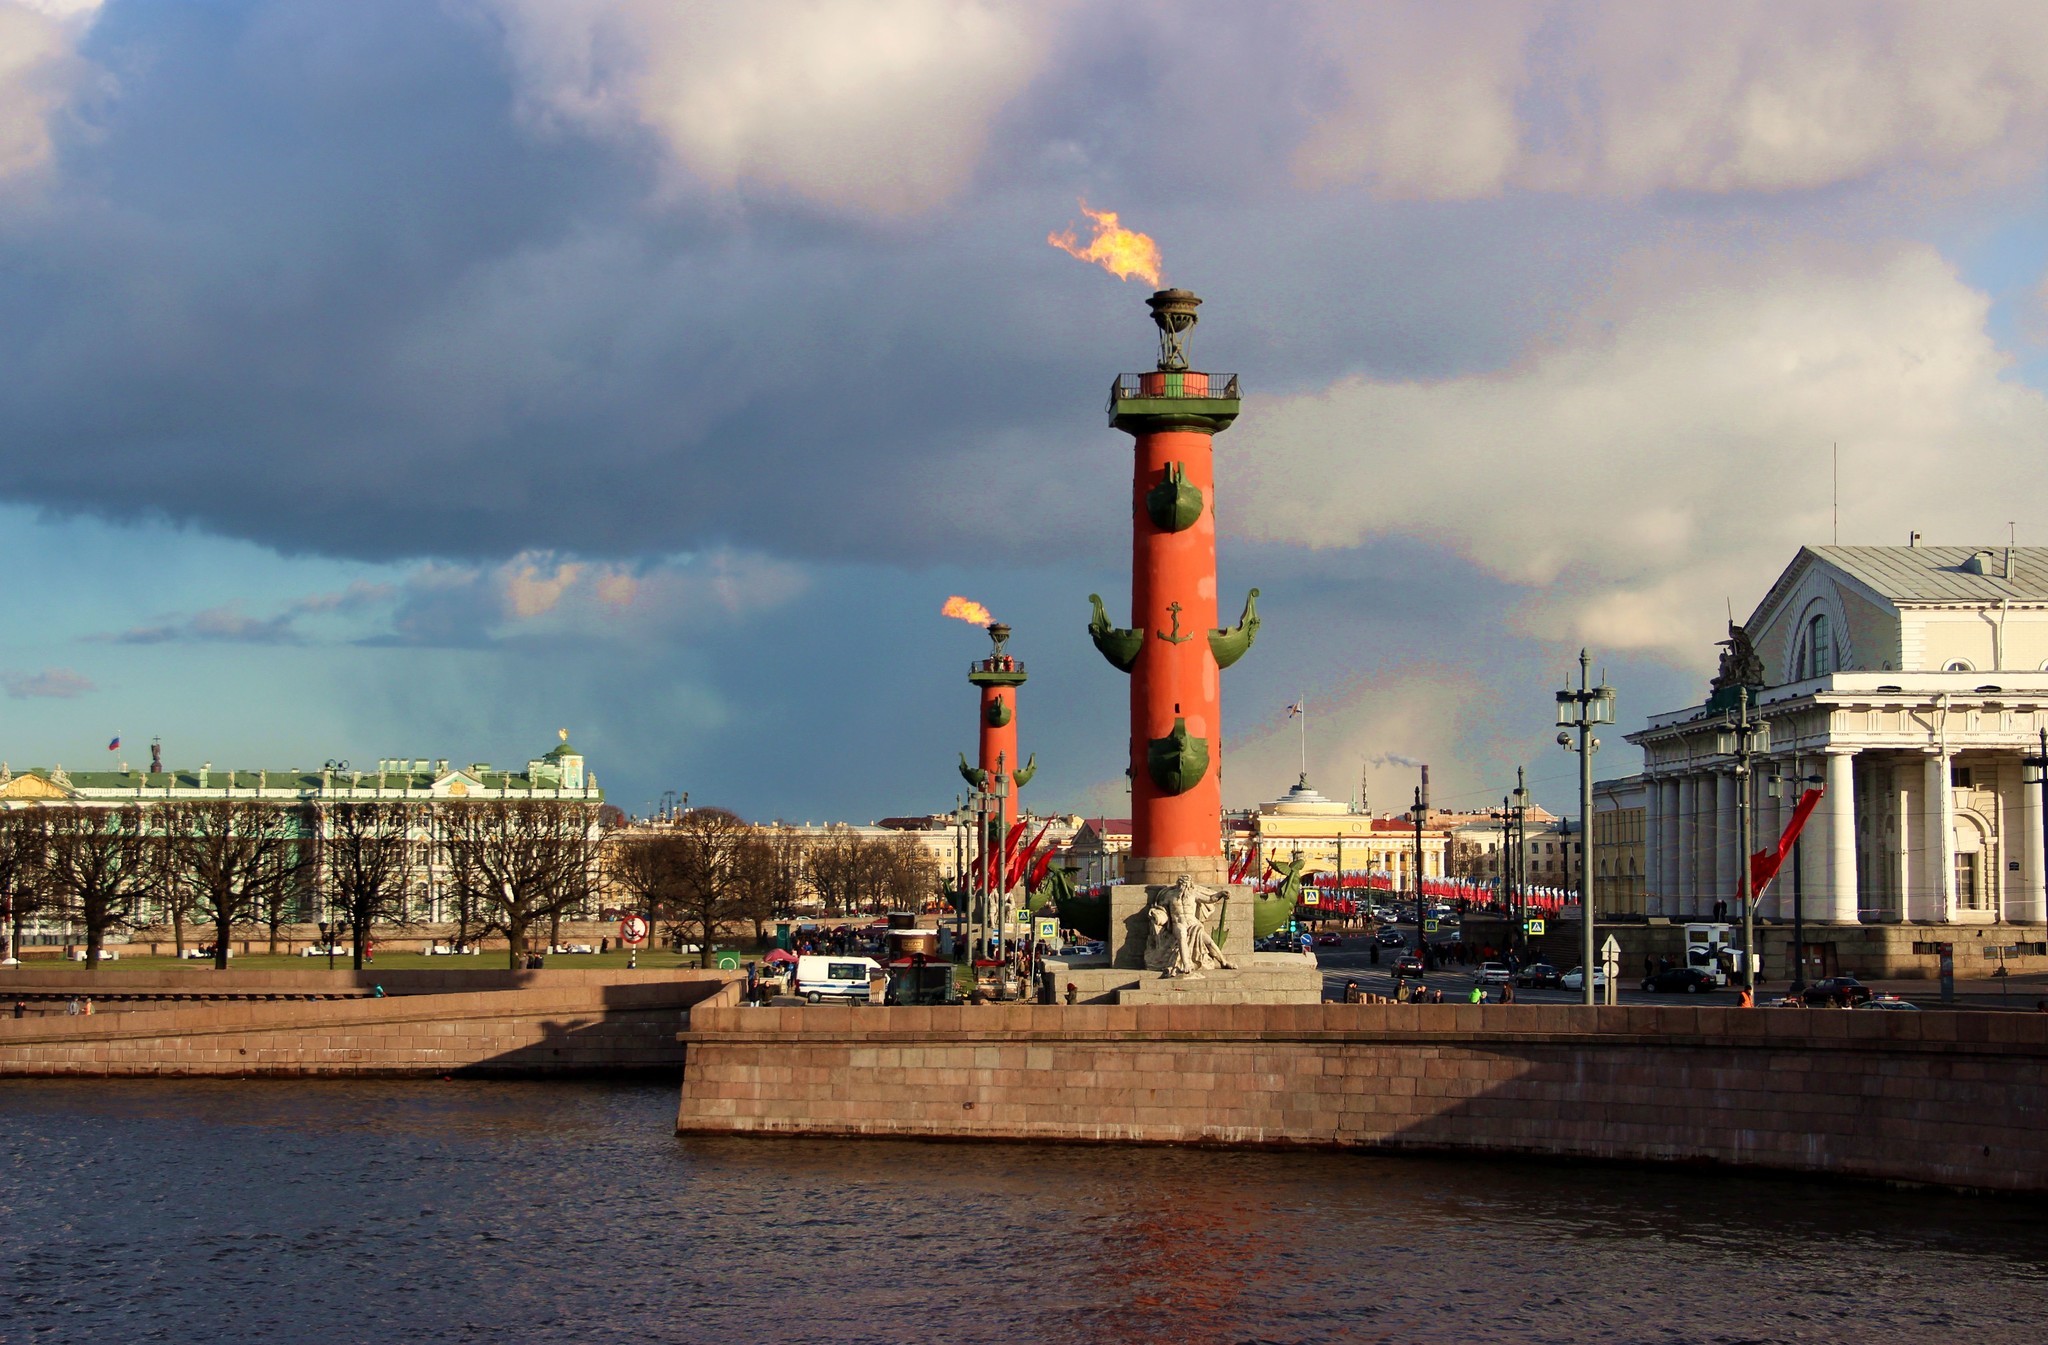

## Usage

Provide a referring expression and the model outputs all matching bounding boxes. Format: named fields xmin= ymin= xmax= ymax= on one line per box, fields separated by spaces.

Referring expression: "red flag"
xmin=1027 ymin=846 xmax=1057 ymax=892
xmin=1750 ymin=788 xmax=1824 ymax=895
xmin=1007 ymin=819 xmax=1052 ymax=891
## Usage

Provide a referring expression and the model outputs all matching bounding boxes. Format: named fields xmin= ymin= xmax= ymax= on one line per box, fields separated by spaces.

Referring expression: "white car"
xmin=1473 ymin=962 xmax=1512 ymax=985
xmin=1560 ymin=966 xmax=1609 ymax=992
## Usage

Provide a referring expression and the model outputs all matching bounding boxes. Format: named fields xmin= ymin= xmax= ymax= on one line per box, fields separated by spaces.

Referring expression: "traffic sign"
xmin=1302 ymin=889 xmax=1321 ymax=907
xmin=1423 ymin=917 xmax=1440 ymax=933
xmin=1526 ymin=918 xmax=1546 ymax=936
xmin=1037 ymin=918 xmax=1059 ymax=941
xmin=618 ymin=914 xmax=649 ymax=947
xmin=1599 ymin=933 xmax=1621 ymax=975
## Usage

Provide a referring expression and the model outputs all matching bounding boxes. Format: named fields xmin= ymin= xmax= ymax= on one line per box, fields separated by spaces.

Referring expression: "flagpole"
xmin=1299 ymin=696 xmax=1307 ymax=780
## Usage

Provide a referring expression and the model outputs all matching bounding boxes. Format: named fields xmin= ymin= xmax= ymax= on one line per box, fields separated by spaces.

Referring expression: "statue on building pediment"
xmin=1143 ymin=875 xmax=1236 ymax=977
xmin=49 ymin=764 xmax=70 ymax=788
xmin=1711 ymin=622 xmax=1765 ymax=694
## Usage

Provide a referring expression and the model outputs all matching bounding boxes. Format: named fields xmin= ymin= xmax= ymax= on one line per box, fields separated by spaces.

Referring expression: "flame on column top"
xmin=1047 ymin=200 xmax=1163 ymax=287
xmin=942 ymin=595 xmax=994 ymax=626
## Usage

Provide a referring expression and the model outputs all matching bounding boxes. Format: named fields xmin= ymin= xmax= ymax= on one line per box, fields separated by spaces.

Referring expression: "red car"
xmin=1313 ymin=933 xmax=1342 ymax=948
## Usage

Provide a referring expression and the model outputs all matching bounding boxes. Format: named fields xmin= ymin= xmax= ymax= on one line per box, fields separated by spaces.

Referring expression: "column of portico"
xmin=2021 ymin=757 xmax=2046 ymax=924
xmin=1753 ymin=766 xmax=1782 ymax=921
xmin=1923 ymin=750 xmax=1956 ymax=923
xmin=1643 ymin=775 xmax=1665 ymax=918
xmin=1823 ymin=749 xmax=1859 ymax=923
xmin=1676 ymin=774 xmax=1698 ymax=918
xmin=1893 ymin=759 xmax=1917 ymax=920
xmin=1711 ymin=770 xmax=1735 ymax=918
xmin=1658 ymin=777 xmax=1680 ymax=918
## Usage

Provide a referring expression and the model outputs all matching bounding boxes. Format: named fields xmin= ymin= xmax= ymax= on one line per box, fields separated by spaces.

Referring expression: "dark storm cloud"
xmin=0 ymin=0 xmax=1644 ymax=575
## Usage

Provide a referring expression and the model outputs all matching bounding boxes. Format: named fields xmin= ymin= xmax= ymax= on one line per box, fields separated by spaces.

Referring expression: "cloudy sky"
xmin=4 ymin=0 xmax=2048 ymax=823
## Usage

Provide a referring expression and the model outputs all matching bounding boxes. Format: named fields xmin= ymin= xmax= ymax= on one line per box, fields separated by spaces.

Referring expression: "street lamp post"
xmin=1409 ymin=777 xmax=1428 ymax=967
xmin=1769 ymin=760 xmax=1825 ymax=992
xmin=1716 ymin=689 xmax=1771 ymax=995
xmin=1556 ymin=649 xmax=1617 ymax=1006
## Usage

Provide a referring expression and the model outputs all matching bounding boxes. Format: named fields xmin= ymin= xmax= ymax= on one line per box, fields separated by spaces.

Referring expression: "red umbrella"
xmin=764 ymin=948 xmax=797 ymax=964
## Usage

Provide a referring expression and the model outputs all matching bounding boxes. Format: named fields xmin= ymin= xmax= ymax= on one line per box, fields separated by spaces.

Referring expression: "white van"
xmin=794 ymin=954 xmax=883 ymax=1003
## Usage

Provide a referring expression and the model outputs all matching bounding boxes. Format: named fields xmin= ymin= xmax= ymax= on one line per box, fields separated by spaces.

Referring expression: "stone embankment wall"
xmin=677 ymin=1001 xmax=2048 ymax=1193
xmin=0 ymin=967 xmax=705 ymax=997
xmin=0 ymin=972 xmax=733 ymax=1077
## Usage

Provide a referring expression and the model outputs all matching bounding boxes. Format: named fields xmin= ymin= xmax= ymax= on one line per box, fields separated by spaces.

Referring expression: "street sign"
xmin=1525 ymin=918 xmax=1546 ymax=936
xmin=1302 ymin=889 xmax=1321 ymax=907
xmin=1423 ymin=917 xmax=1440 ymax=933
xmin=1037 ymin=918 xmax=1059 ymax=941
xmin=1599 ymin=933 xmax=1621 ymax=976
xmin=619 ymin=914 xmax=649 ymax=947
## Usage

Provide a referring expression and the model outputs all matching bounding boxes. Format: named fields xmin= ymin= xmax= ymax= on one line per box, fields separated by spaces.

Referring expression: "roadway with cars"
xmin=1307 ymin=932 xmax=1950 ymax=1008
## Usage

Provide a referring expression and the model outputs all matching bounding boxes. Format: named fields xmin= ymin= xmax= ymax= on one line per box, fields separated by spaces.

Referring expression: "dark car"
xmin=1394 ymin=952 xmax=1425 ymax=977
xmin=1375 ymin=928 xmax=1407 ymax=948
xmin=1641 ymin=966 xmax=1721 ymax=994
xmin=1803 ymin=975 xmax=1873 ymax=1007
xmin=1514 ymin=962 xmax=1559 ymax=988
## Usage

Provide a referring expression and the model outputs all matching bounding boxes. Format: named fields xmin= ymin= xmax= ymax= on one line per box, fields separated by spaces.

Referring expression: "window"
xmin=1807 ymin=614 xmax=1832 ymax=677
xmin=1951 ymin=766 xmax=1972 ymax=788
xmin=1955 ymin=852 xmax=1984 ymax=910
xmin=1944 ymin=659 xmax=1975 ymax=673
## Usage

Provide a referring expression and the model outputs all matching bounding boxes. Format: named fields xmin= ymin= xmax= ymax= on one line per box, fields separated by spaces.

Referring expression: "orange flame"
xmin=1047 ymin=200 xmax=1163 ymax=286
xmin=941 ymin=595 xmax=993 ymax=626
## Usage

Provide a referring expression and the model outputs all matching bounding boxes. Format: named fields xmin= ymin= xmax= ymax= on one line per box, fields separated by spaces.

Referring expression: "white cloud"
xmin=0 ymin=0 xmax=100 ymax=182
xmin=1294 ymin=0 xmax=2048 ymax=199
xmin=481 ymin=0 xmax=1060 ymax=217
xmin=1228 ymin=240 xmax=2048 ymax=662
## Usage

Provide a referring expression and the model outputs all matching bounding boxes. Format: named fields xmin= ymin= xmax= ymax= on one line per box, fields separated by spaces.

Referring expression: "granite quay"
xmin=676 ymin=996 xmax=2048 ymax=1194
xmin=0 ymin=968 xmax=731 ymax=1076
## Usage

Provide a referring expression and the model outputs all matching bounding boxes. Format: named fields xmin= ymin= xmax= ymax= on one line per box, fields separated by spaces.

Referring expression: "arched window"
xmin=1806 ymin=613 xmax=1832 ymax=677
xmin=1945 ymin=659 xmax=1975 ymax=673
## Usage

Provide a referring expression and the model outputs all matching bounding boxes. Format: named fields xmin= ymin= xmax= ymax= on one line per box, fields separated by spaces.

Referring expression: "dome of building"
xmin=1262 ymin=774 xmax=1349 ymax=817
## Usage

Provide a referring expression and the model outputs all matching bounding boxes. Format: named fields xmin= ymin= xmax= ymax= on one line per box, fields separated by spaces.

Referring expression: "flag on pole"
xmin=107 ymin=737 xmax=120 ymax=751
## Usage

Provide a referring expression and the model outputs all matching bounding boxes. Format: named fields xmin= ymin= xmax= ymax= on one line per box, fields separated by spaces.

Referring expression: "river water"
xmin=2 ymin=1080 xmax=2044 ymax=1345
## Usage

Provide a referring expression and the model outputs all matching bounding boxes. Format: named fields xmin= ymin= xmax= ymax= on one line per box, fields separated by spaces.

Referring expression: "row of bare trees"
xmin=0 ymin=799 xmax=607 ymax=972
xmin=609 ymin=814 xmax=940 ymax=967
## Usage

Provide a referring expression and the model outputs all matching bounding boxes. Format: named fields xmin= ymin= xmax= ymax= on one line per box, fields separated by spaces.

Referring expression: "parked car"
xmin=1641 ymin=966 xmax=1720 ymax=994
xmin=1857 ymin=994 xmax=1922 ymax=1010
xmin=1313 ymin=933 xmax=1342 ymax=948
xmin=1560 ymin=965 xmax=1609 ymax=992
xmin=1394 ymin=952 xmax=1425 ymax=977
xmin=1514 ymin=962 xmax=1559 ymax=988
xmin=1803 ymin=976 xmax=1873 ymax=1007
xmin=1473 ymin=962 xmax=1512 ymax=985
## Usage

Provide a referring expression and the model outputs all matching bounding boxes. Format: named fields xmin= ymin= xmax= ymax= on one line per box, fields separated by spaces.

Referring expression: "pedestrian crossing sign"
xmin=1423 ymin=918 xmax=1439 ymax=933
xmin=1526 ymin=918 xmax=1546 ymax=936
xmin=1302 ymin=888 xmax=1321 ymax=906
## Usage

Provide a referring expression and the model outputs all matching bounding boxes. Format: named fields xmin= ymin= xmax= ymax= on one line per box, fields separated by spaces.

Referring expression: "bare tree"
xmin=320 ymin=802 xmax=419 ymax=971
xmin=162 ymin=801 xmax=317 ymax=969
xmin=36 ymin=805 xmax=159 ymax=971
xmin=440 ymin=800 xmax=601 ymax=969
xmin=0 ymin=809 xmax=47 ymax=964
xmin=664 ymin=808 xmax=751 ymax=967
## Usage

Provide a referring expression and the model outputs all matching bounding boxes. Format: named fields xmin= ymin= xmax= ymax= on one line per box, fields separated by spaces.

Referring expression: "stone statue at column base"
xmin=1142 ymin=875 xmax=1236 ymax=978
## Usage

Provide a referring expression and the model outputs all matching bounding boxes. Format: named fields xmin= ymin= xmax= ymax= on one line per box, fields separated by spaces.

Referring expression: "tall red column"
xmin=968 ymin=623 xmax=1029 ymax=834
xmin=1089 ymin=290 xmax=1257 ymax=886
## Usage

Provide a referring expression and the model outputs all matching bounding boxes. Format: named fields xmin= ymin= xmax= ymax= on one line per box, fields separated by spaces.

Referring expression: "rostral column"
xmin=1089 ymin=289 xmax=1258 ymax=886
xmin=961 ymin=621 xmax=1034 ymax=834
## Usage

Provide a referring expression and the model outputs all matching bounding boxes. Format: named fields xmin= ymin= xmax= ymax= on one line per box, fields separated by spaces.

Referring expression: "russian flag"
xmin=107 ymin=736 xmax=120 ymax=751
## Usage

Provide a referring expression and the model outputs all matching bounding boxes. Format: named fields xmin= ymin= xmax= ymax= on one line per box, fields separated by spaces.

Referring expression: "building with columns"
xmin=1626 ymin=544 xmax=2048 ymax=977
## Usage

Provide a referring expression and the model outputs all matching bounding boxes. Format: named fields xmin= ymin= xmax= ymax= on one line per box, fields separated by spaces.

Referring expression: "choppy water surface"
xmin=2 ymin=1080 xmax=2044 ymax=1344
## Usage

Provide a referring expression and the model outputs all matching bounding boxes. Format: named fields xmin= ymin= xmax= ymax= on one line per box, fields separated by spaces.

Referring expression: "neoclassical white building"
xmin=1627 ymin=545 xmax=2048 ymax=971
